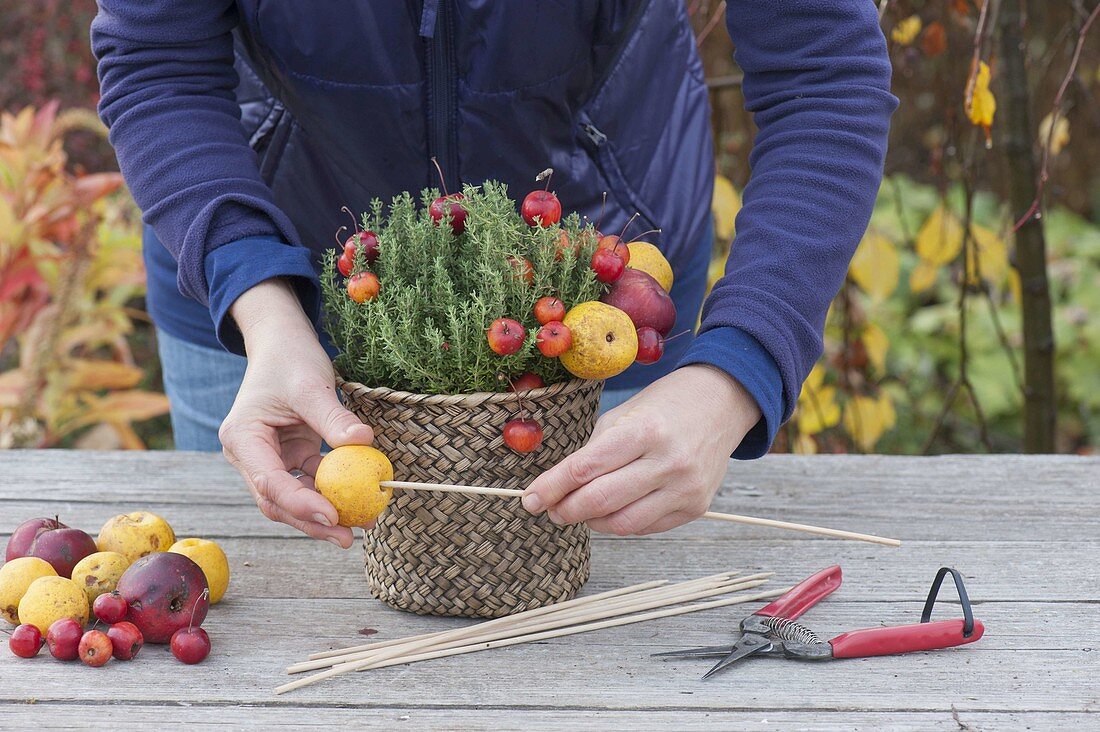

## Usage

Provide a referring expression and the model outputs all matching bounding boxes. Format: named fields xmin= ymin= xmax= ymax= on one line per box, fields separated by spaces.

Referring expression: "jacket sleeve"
xmin=91 ymin=0 xmax=320 ymax=354
xmin=680 ymin=0 xmax=897 ymax=454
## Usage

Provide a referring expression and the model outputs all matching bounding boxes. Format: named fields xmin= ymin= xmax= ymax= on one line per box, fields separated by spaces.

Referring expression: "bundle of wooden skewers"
xmin=277 ymin=570 xmax=787 ymax=694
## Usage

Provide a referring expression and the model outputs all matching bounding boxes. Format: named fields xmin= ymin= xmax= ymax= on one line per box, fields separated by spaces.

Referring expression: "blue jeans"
xmin=157 ymin=328 xmax=640 ymax=451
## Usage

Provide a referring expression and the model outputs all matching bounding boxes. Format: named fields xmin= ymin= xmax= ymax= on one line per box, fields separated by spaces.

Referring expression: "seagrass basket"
xmin=336 ymin=375 xmax=603 ymax=618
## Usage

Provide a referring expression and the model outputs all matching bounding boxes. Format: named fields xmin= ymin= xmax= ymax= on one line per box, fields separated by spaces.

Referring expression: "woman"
xmin=92 ymin=1 xmax=895 ymax=547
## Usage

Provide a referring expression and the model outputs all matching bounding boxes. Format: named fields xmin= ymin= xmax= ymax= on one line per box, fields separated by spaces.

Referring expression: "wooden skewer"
xmin=275 ymin=583 xmax=786 ymax=695
xmin=293 ymin=571 xmax=743 ymax=672
xmin=380 ymin=480 xmax=902 ymax=547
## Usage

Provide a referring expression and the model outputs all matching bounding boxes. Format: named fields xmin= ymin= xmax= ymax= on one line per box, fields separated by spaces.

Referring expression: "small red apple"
xmin=5 ymin=517 xmax=66 ymax=562
xmin=509 ymin=372 xmax=546 ymax=391
xmin=347 ymin=271 xmax=380 ymax=303
xmin=46 ymin=618 xmax=83 ymax=661
xmin=507 ymin=256 xmax=534 ymax=285
xmin=554 ymin=230 xmax=580 ymax=261
xmin=345 ymin=230 xmax=380 ymax=264
xmin=597 ymin=235 xmax=631 ymax=265
xmin=8 ymin=624 xmax=43 ymax=659
xmin=521 ymin=190 xmax=562 ymax=227
xmin=170 ymin=626 xmax=211 ymax=665
xmin=533 ymin=297 xmax=566 ymax=325
xmin=487 ymin=318 xmax=526 ymax=356
xmin=93 ymin=591 xmax=129 ymax=624
xmin=29 ymin=526 xmax=97 ymax=578
xmin=536 ymin=321 xmax=572 ymax=358
xmin=635 ymin=326 xmax=665 ymax=365
xmin=503 ymin=419 xmax=543 ymax=453
xmin=336 ymin=253 xmax=353 ymax=277
xmin=78 ymin=630 xmax=112 ymax=667
xmin=116 ymin=553 xmax=209 ymax=644
xmin=591 ymin=247 xmax=626 ymax=283
xmin=429 ymin=193 xmax=467 ymax=235
xmin=107 ymin=621 xmax=144 ymax=661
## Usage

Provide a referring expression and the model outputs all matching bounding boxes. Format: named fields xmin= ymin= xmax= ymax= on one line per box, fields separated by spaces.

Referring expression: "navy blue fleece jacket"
xmin=91 ymin=1 xmax=895 ymax=458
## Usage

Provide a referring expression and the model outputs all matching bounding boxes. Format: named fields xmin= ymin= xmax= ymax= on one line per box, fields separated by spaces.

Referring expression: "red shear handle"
xmin=829 ymin=619 xmax=985 ymax=658
xmin=756 ymin=565 xmax=842 ymax=621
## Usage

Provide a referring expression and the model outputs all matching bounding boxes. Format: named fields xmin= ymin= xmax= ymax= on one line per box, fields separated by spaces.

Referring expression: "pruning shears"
xmin=653 ymin=565 xmax=985 ymax=679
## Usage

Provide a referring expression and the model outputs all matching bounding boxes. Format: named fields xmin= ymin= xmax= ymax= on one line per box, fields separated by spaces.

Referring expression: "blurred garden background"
xmin=1 ymin=0 xmax=1097 ymax=454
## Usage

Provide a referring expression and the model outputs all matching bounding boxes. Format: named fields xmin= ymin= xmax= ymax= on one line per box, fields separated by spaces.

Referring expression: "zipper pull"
xmin=582 ymin=123 xmax=608 ymax=147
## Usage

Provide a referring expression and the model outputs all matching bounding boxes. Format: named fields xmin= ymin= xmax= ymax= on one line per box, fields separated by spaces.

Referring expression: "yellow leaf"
xmin=71 ymin=390 xmax=169 ymax=430
xmin=861 ymin=324 xmax=889 ymax=373
xmin=798 ymin=386 xmax=841 ymax=435
xmin=1038 ymin=113 xmax=1070 ymax=155
xmin=909 ymin=261 xmax=939 ymax=293
xmin=711 ymin=173 xmax=741 ymax=243
xmin=843 ymin=394 xmax=897 ymax=451
xmin=706 ymin=253 xmax=726 ymax=297
xmin=792 ymin=433 xmax=818 ymax=455
xmin=915 ymin=205 xmax=964 ymax=265
xmin=849 ymin=231 xmax=899 ymax=300
xmin=803 ymin=363 xmax=827 ymax=392
xmin=891 ymin=15 xmax=923 ymax=46
xmin=65 ymin=360 xmax=144 ymax=391
xmin=966 ymin=224 xmax=1009 ymax=286
xmin=966 ymin=61 xmax=996 ymax=140
xmin=1007 ymin=268 xmax=1022 ymax=303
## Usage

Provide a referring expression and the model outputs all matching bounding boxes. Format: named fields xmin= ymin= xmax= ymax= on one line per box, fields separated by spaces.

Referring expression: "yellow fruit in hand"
xmin=559 ymin=301 xmax=639 ymax=380
xmin=314 ymin=446 xmax=394 ymax=528
xmin=627 ymin=241 xmax=674 ymax=292
xmin=71 ymin=551 xmax=130 ymax=609
xmin=18 ymin=576 xmax=89 ymax=634
xmin=169 ymin=538 xmax=230 ymax=604
xmin=97 ymin=511 xmax=176 ymax=564
xmin=0 ymin=557 xmax=57 ymax=625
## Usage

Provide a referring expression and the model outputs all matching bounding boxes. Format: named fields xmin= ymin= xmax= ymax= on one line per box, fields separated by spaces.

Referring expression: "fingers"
xmin=295 ymin=382 xmax=374 ymax=449
xmin=587 ymin=488 xmax=705 ymax=537
xmin=522 ymin=422 xmax=648 ymax=515
xmin=221 ymin=421 xmax=342 ymax=531
xmin=252 ymin=490 xmax=355 ymax=548
xmin=545 ymin=461 xmax=657 ymax=525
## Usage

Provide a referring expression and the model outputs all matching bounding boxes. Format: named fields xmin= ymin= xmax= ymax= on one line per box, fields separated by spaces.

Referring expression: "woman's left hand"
xmin=521 ymin=365 xmax=762 ymax=535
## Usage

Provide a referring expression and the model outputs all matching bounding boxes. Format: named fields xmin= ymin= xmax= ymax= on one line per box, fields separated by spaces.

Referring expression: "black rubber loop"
xmin=920 ymin=567 xmax=976 ymax=638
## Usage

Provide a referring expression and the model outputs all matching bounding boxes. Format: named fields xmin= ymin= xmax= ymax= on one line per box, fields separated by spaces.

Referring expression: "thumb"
xmin=297 ymin=383 xmax=375 ymax=448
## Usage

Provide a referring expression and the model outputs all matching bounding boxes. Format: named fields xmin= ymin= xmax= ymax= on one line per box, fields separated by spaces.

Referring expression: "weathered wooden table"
xmin=1 ymin=452 xmax=1096 ymax=729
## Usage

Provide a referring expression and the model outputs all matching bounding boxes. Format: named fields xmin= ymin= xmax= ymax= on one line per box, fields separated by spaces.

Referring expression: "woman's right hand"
xmin=218 ymin=279 xmax=375 ymax=548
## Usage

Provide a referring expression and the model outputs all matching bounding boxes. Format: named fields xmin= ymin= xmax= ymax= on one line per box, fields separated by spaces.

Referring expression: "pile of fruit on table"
xmin=1 ymin=512 xmax=229 ymax=667
xmin=328 ymin=169 xmax=680 ymax=454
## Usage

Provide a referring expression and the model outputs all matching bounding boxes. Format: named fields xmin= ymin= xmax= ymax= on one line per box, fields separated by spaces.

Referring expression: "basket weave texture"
xmin=337 ymin=375 xmax=603 ymax=618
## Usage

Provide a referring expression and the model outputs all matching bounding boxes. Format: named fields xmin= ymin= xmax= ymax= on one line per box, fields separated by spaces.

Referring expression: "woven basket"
xmin=336 ymin=375 xmax=603 ymax=618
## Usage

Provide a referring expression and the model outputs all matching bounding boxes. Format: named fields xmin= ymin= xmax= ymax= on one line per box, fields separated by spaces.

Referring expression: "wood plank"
xmin=1 ymin=452 xmax=1097 ymax=542
xmin=0 ymin=705 xmax=1092 ymax=731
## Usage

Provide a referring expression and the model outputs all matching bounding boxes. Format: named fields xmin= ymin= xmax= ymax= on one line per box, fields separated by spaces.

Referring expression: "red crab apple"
xmin=5 ymin=517 xmax=67 ymax=562
xmin=78 ymin=629 xmax=112 ymax=667
xmin=509 ymin=372 xmax=546 ymax=391
xmin=521 ymin=190 xmax=562 ymax=227
xmin=487 ymin=318 xmax=526 ymax=356
xmin=590 ymin=247 xmax=626 ymax=283
xmin=107 ymin=621 xmax=144 ymax=661
xmin=46 ymin=618 xmax=83 ymax=661
xmin=554 ymin=230 xmax=580 ymax=261
xmin=507 ymin=256 xmax=534 ymax=285
xmin=429 ymin=193 xmax=468 ymax=235
xmin=596 ymin=235 xmax=631 ymax=265
xmin=29 ymin=526 xmax=97 ymax=578
xmin=347 ymin=271 xmax=380 ymax=303
xmin=600 ymin=268 xmax=676 ymax=336
xmin=503 ymin=419 xmax=543 ymax=453
xmin=533 ymin=297 xmax=566 ymax=325
xmin=170 ymin=626 xmax=211 ymax=665
xmin=337 ymin=253 xmax=353 ymax=277
xmin=536 ymin=321 xmax=572 ymax=358
xmin=93 ymin=591 xmax=129 ymax=624
xmin=635 ymin=326 xmax=665 ymax=365
xmin=116 ymin=553 xmax=209 ymax=644
xmin=345 ymin=230 xmax=380 ymax=264
xmin=8 ymin=624 xmax=43 ymax=659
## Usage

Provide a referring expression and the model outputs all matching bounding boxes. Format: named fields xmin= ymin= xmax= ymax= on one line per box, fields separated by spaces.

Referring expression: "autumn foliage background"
xmin=1 ymin=0 xmax=1097 ymax=454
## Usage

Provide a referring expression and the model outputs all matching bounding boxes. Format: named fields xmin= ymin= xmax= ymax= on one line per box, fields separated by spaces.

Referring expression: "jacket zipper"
xmin=426 ymin=0 xmax=459 ymax=192
xmin=579 ymin=117 xmax=660 ymax=234
xmin=583 ymin=0 xmax=651 ymax=109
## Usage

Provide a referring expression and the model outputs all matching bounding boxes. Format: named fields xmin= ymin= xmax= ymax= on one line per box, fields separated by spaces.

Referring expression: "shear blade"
xmin=652 ymin=644 xmax=736 ymax=659
xmin=701 ymin=637 xmax=772 ymax=679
